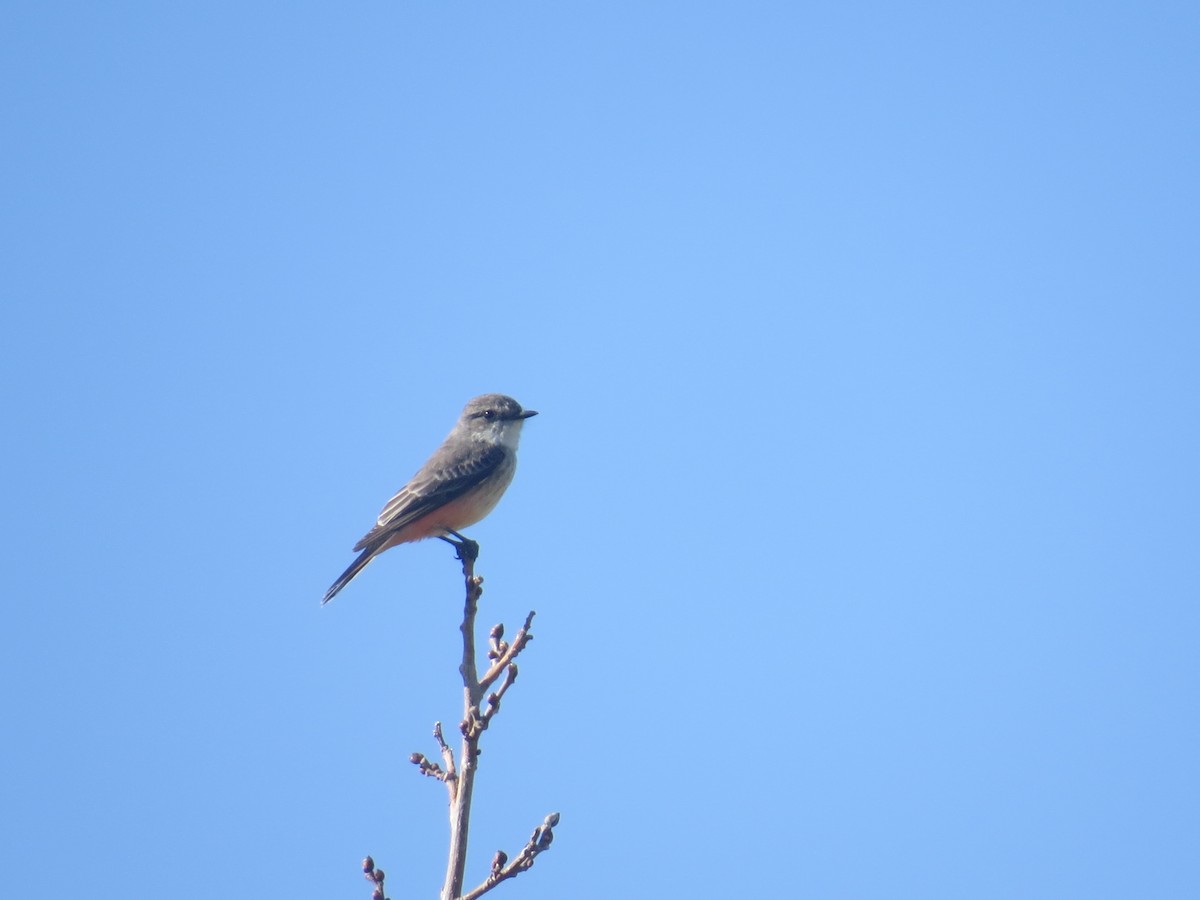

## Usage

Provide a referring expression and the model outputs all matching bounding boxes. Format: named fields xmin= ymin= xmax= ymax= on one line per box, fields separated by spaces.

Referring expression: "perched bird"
xmin=323 ymin=394 xmax=538 ymax=604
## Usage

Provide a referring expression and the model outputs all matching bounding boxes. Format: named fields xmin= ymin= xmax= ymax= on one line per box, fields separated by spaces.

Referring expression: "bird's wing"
xmin=351 ymin=444 xmax=507 ymax=552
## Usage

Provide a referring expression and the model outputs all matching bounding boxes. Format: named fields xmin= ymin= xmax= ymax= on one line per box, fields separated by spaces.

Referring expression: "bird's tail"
xmin=322 ymin=547 xmax=377 ymax=605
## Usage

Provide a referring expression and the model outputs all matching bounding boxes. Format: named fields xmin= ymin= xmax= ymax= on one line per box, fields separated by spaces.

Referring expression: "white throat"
xmin=476 ymin=418 xmax=525 ymax=451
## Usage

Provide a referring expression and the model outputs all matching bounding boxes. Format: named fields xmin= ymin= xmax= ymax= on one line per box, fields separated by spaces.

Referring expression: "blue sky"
xmin=3 ymin=2 xmax=1198 ymax=897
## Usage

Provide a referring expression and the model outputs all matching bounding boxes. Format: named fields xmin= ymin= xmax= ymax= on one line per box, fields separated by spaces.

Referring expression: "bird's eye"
xmin=482 ymin=409 xmax=495 ymax=419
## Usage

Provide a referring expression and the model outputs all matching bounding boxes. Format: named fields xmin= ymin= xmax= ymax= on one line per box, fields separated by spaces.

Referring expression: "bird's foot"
xmin=438 ymin=530 xmax=479 ymax=563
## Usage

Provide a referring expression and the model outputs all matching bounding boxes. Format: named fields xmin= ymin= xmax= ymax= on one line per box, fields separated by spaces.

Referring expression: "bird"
xmin=322 ymin=394 xmax=538 ymax=604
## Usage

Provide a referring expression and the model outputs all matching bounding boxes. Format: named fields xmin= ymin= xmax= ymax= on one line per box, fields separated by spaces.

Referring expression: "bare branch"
xmin=434 ymin=721 xmax=458 ymax=792
xmin=481 ymin=664 xmax=519 ymax=726
xmin=443 ymin=548 xmax=482 ymax=900
xmin=412 ymin=721 xmax=461 ymax=790
xmin=422 ymin=541 xmax=556 ymax=900
xmin=479 ymin=611 xmax=535 ymax=692
xmin=410 ymin=751 xmax=449 ymax=782
xmin=459 ymin=812 xmax=561 ymax=900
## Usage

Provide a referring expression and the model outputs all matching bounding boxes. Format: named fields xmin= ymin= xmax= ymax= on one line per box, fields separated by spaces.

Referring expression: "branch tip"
xmin=362 ymin=854 xmax=391 ymax=900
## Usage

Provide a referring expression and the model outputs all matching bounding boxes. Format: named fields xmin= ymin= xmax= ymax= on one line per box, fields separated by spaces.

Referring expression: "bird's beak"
xmin=518 ymin=409 xmax=538 ymax=418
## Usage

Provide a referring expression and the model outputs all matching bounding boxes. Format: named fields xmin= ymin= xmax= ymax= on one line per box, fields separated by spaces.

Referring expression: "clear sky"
xmin=3 ymin=2 xmax=1198 ymax=898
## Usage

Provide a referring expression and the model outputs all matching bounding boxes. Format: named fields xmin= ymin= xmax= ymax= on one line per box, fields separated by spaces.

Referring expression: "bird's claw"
xmin=438 ymin=531 xmax=479 ymax=562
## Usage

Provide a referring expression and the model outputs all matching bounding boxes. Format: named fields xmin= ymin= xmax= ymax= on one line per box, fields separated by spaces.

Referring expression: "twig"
xmin=443 ymin=549 xmax=482 ymax=899
xmin=406 ymin=540 xmax=555 ymax=900
xmin=479 ymin=611 xmax=535 ymax=693
xmin=458 ymin=812 xmax=561 ymax=900
xmin=410 ymin=751 xmax=447 ymax=781
xmin=481 ymin=664 xmax=518 ymax=726
xmin=362 ymin=856 xmax=391 ymax=900
xmin=435 ymin=721 xmax=458 ymax=789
